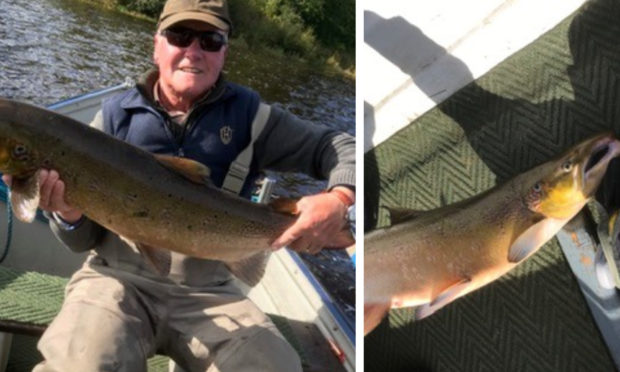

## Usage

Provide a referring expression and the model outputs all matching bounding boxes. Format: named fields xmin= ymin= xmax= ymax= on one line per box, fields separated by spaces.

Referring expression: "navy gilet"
xmin=101 ymin=82 xmax=261 ymax=198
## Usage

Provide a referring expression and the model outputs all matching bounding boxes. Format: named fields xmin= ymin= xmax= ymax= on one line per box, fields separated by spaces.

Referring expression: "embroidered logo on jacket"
xmin=220 ymin=125 xmax=233 ymax=145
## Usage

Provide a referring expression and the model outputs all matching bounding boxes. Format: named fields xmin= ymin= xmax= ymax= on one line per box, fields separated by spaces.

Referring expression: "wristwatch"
xmin=328 ymin=188 xmax=356 ymax=239
xmin=51 ymin=212 xmax=85 ymax=231
xmin=346 ymin=204 xmax=356 ymax=238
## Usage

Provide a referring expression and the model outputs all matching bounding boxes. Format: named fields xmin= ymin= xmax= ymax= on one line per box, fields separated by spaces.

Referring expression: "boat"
xmin=0 ymin=81 xmax=355 ymax=372
xmin=364 ymin=0 xmax=620 ymax=370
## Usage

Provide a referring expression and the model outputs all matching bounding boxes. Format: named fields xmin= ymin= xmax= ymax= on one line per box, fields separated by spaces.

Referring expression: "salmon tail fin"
xmin=10 ymin=172 xmax=40 ymax=222
xmin=365 ymin=302 xmax=390 ymax=335
xmin=226 ymin=251 xmax=271 ymax=287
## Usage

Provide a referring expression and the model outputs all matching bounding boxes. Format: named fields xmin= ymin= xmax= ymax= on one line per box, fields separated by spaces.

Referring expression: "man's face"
xmin=153 ymin=20 xmax=227 ymax=104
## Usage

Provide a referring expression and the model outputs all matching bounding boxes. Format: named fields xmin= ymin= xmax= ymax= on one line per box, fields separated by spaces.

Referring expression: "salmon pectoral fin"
xmin=226 ymin=251 xmax=271 ymax=287
xmin=9 ymin=173 xmax=40 ymax=223
xmin=154 ymin=154 xmax=212 ymax=185
xmin=415 ymin=277 xmax=471 ymax=320
xmin=508 ymin=217 xmax=570 ymax=263
xmin=364 ymin=302 xmax=390 ymax=336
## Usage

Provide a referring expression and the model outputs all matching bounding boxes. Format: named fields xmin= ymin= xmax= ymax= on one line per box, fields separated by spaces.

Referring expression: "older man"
xmin=3 ymin=0 xmax=355 ymax=371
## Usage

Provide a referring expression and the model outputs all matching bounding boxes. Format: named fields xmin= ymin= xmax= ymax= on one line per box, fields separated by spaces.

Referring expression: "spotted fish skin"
xmin=0 ymin=98 xmax=354 ymax=269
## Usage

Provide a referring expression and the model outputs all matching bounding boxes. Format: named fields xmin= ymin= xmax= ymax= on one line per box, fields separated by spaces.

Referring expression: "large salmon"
xmin=0 ymin=98 xmax=354 ymax=280
xmin=365 ymin=133 xmax=620 ymax=335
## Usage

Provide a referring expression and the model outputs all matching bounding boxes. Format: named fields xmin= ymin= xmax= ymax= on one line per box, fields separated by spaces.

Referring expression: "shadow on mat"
xmin=365 ymin=0 xmax=620 ymax=206
xmin=364 ymin=242 xmax=616 ymax=371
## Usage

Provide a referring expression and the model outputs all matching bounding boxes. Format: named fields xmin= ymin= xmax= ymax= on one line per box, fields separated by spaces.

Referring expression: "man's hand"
xmin=271 ymin=186 xmax=354 ymax=254
xmin=2 ymin=169 xmax=83 ymax=223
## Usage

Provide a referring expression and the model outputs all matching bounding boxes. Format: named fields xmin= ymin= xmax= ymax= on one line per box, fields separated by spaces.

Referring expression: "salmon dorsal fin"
xmin=383 ymin=206 xmax=426 ymax=225
xmin=268 ymin=197 xmax=299 ymax=215
xmin=10 ymin=172 xmax=41 ymax=223
xmin=154 ymin=154 xmax=212 ymax=185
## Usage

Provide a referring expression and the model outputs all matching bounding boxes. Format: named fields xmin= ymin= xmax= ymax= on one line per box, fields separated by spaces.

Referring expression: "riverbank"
xmin=93 ymin=0 xmax=355 ymax=78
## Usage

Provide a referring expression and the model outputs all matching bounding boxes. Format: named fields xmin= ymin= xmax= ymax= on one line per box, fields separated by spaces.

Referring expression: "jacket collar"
xmin=120 ymin=68 xmax=234 ymax=110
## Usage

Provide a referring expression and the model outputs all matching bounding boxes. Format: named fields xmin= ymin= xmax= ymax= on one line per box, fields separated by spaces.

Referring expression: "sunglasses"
xmin=161 ymin=27 xmax=228 ymax=52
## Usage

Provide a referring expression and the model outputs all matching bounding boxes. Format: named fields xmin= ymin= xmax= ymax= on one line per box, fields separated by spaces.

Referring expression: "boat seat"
xmin=0 ymin=265 xmax=306 ymax=372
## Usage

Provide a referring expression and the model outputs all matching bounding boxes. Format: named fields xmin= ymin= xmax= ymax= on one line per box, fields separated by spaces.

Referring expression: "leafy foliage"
xmin=117 ymin=0 xmax=165 ymax=18
xmin=112 ymin=0 xmax=354 ymax=67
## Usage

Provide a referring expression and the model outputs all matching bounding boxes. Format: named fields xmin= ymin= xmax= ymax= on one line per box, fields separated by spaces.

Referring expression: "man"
xmin=2 ymin=0 xmax=355 ymax=371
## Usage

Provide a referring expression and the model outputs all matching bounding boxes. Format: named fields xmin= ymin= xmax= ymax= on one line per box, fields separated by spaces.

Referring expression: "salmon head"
xmin=523 ymin=133 xmax=620 ymax=220
xmin=0 ymin=135 xmax=42 ymax=179
xmin=0 ymin=99 xmax=49 ymax=179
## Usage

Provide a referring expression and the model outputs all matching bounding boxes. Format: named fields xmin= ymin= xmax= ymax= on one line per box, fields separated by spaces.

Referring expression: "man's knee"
xmin=214 ymin=326 xmax=302 ymax=372
xmin=34 ymin=301 xmax=150 ymax=372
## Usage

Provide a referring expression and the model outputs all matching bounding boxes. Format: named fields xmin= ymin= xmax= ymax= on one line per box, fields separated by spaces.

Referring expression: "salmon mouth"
xmin=583 ymin=136 xmax=620 ymax=195
xmin=585 ymin=141 xmax=612 ymax=174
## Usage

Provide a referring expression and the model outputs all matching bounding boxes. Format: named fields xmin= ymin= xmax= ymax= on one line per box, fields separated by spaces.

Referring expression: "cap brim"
xmin=158 ymin=12 xmax=230 ymax=33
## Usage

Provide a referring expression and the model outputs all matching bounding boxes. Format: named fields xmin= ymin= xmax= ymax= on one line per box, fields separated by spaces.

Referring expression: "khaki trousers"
xmin=33 ymin=262 xmax=302 ymax=372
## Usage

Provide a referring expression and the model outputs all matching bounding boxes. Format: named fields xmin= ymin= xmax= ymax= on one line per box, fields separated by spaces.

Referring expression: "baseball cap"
xmin=158 ymin=0 xmax=232 ymax=34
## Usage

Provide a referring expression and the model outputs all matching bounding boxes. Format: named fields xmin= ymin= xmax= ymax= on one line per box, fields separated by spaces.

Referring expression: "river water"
xmin=0 ymin=0 xmax=355 ymax=330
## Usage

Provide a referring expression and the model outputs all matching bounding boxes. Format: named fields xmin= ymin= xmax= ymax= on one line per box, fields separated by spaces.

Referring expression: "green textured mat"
xmin=0 ymin=266 xmax=168 ymax=371
xmin=0 ymin=267 xmax=66 ymax=331
xmin=365 ymin=0 xmax=620 ymax=370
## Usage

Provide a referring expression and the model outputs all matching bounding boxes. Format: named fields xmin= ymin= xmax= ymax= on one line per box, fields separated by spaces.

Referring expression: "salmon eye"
xmin=526 ymin=181 xmax=544 ymax=212
xmin=12 ymin=144 xmax=29 ymax=160
xmin=562 ymin=161 xmax=572 ymax=172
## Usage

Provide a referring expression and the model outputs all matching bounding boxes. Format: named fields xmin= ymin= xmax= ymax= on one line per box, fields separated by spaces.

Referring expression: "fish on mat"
xmin=364 ymin=133 xmax=620 ymax=335
xmin=0 ymin=98 xmax=354 ymax=284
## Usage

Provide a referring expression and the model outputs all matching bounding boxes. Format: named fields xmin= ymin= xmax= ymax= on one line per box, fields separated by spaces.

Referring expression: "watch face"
xmin=347 ymin=204 xmax=356 ymax=237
